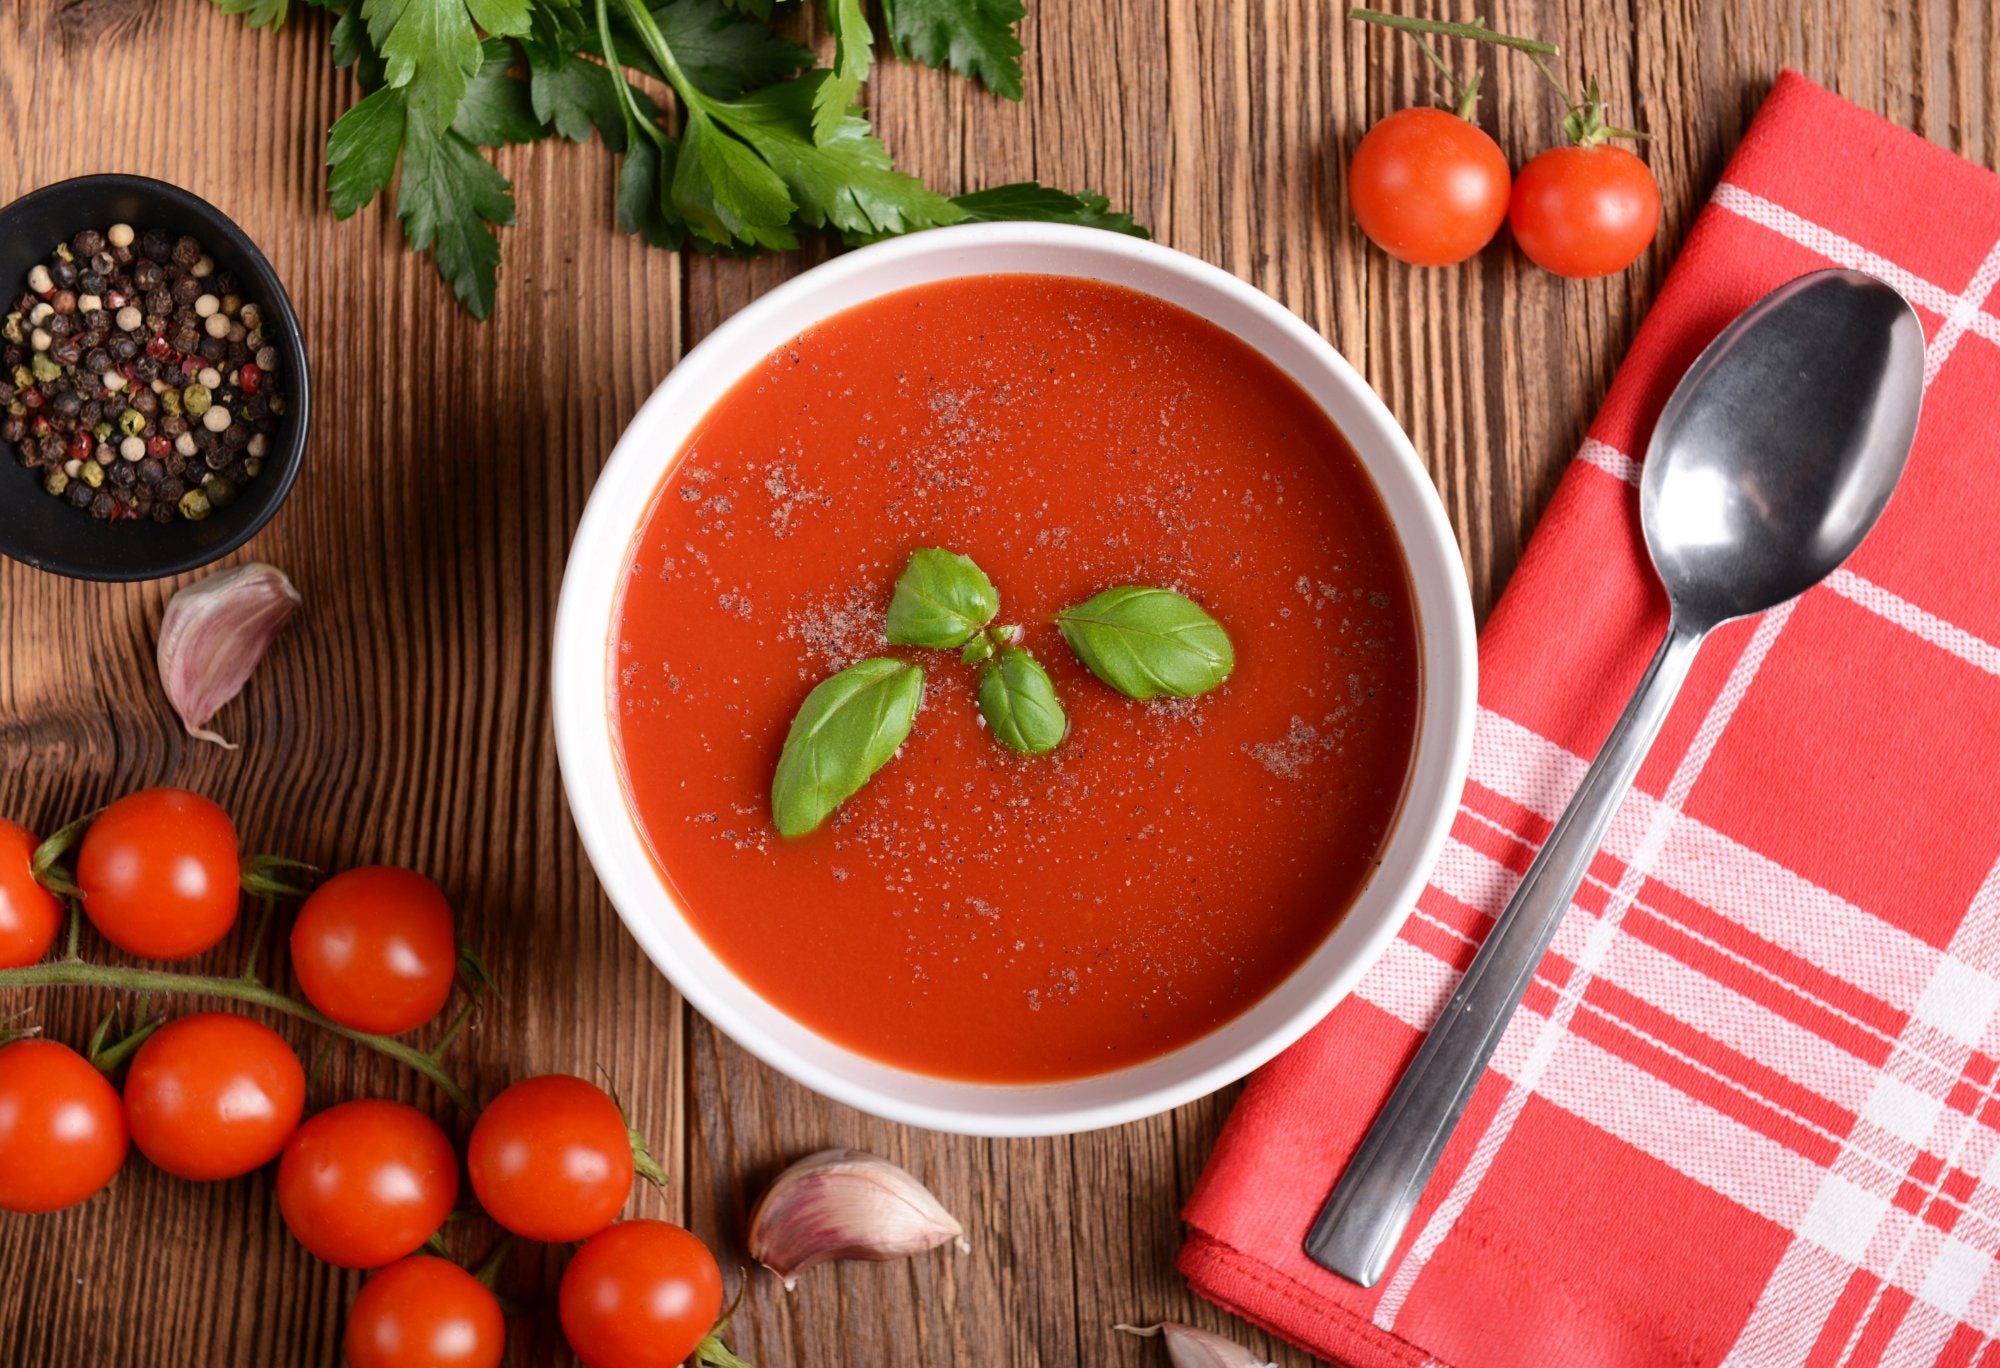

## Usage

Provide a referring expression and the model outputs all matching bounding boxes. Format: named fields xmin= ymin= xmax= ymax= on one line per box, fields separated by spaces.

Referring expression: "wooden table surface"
xmin=2 ymin=2 xmax=1993 ymax=1364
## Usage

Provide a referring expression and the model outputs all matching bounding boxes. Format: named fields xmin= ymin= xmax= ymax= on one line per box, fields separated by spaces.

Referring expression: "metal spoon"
xmin=1306 ymin=269 xmax=1926 ymax=1288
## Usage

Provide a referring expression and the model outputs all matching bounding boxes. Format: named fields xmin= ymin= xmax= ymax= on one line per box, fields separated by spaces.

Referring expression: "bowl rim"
xmin=554 ymin=223 xmax=1476 ymax=1136
xmin=0 ymin=172 xmax=311 ymax=582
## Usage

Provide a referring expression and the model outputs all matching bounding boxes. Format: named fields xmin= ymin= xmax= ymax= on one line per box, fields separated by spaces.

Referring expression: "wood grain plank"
xmin=2 ymin=1 xmax=1996 ymax=1364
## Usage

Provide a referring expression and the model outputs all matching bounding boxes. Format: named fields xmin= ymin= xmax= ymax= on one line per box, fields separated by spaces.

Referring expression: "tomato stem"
xmin=62 ymin=901 xmax=81 ymax=962
xmin=0 ymin=960 xmax=475 ymax=1112
xmin=1348 ymin=8 xmax=1558 ymax=56
xmin=240 ymin=896 xmax=276 ymax=985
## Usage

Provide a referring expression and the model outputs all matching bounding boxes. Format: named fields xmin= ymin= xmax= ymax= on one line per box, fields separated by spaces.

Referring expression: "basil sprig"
xmin=1056 ymin=586 xmax=1234 ymax=699
xmin=770 ymin=550 xmax=1233 ymax=836
xmin=885 ymin=548 xmax=999 ymax=648
xmin=977 ymin=647 xmax=1069 ymax=754
xmin=770 ymin=658 xmax=925 ymax=838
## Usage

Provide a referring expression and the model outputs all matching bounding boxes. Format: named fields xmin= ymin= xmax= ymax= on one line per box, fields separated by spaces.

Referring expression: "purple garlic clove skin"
xmin=747 ymin=1148 xmax=967 ymax=1290
xmin=156 ymin=561 xmax=301 ymax=749
xmin=1114 ymin=1322 xmax=1279 ymax=1368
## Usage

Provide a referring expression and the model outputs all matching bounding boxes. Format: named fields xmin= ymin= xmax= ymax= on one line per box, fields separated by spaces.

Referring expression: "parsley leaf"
xmin=527 ymin=47 xmax=629 ymax=143
xmin=814 ymin=0 xmax=871 ymax=142
xmin=952 ymin=182 xmax=1149 ymax=237
xmin=671 ymin=108 xmax=799 ymax=248
xmin=655 ymin=0 xmax=812 ymax=98
xmin=616 ymin=135 xmax=686 ymax=247
xmin=211 ymin=0 xmax=292 ymax=29
xmin=881 ymin=0 xmax=1025 ymax=100
xmin=364 ymin=0 xmax=488 ymax=129
xmin=397 ymin=117 xmax=517 ymax=317
xmin=453 ymin=37 xmax=547 ymax=145
xmin=713 ymin=74 xmax=962 ymax=237
xmin=327 ymin=85 xmax=410 ymax=218
xmin=717 ymin=0 xmax=771 ymax=15
xmin=464 ymin=0 xmax=532 ymax=39
xmin=331 ymin=4 xmax=391 ymax=89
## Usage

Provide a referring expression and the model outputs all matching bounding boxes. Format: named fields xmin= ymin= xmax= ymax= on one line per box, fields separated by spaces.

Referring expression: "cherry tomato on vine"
xmin=559 ymin=1221 xmax=723 ymax=1368
xmin=0 ymin=1039 xmax=128 ymax=1213
xmin=0 ymin=819 xmax=61 ymax=969
xmin=344 ymin=1256 xmax=505 ymax=1368
xmin=76 ymin=788 xmax=240 ymax=961
xmin=1508 ymin=143 xmax=1661 ymax=279
xmin=1349 ymin=107 xmax=1511 ymax=267
xmin=276 ymin=1099 xmax=459 ymax=1268
xmin=469 ymin=1074 xmax=635 ymax=1242
xmin=123 ymin=1013 xmax=305 ymax=1181
xmin=291 ymin=866 xmax=458 ymax=1035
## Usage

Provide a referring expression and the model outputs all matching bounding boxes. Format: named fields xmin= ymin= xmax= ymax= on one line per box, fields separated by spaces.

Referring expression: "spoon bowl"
xmin=1644 ymin=270 xmax=1925 ymax=630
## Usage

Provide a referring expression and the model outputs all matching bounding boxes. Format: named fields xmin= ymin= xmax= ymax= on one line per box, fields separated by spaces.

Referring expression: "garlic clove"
xmin=156 ymin=561 xmax=301 ymax=750
xmin=1114 ymin=1322 xmax=1278 ymax=1368
xmin=747 ymin=1148 xmax=967 ymax=1290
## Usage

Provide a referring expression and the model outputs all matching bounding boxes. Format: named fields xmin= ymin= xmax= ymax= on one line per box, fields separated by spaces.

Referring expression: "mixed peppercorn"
xmin=2 ymin=225 xmax=285 ymax=523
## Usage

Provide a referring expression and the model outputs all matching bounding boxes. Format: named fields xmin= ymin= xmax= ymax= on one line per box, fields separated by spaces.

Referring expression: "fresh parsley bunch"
xmin=214 ymin=0 xmax=1145 ymax=317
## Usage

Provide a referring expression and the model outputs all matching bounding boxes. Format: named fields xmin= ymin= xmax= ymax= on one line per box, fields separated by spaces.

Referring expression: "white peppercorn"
xmin=107 ymin=223 xmax=134 ymax=249
xmin=119 ymin=435 xmax=145 ymax=462
xmin=201 ymin=406 xmax=232 ymax=433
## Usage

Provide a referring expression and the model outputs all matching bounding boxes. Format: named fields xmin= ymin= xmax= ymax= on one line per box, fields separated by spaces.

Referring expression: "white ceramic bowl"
xmin=554 ymin=224 xmax=1476 ymax=1136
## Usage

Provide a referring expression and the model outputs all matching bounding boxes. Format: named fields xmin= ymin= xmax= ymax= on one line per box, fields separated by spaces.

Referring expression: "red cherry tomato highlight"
xmin=1349 ymin=107 xmax=1511 ymax=267
xmin=469 ymin=1074 xmax=634 ymax=1242
xmin=277 ymin=1099 xmax=459 ymax=1269
xmin=291 ymin=866 xmax=458 ymax=1035
xmin=1508 ymin=143 xmax=1661 ymax=279
xmin=344 ymin=1256 xmax=505 ymax=1368
xmin=0 ymin=819 xmax=61 ymax=969
xmin=0 ymin=1039 xmax=129 ymax=1213
xmin=559 ymin=1221 xmax=722 ymax=1368
xmin=77 ymin=788 xmax=240 ymax=960
xmin=123 ymin=1013 xmax=306 ymax=1181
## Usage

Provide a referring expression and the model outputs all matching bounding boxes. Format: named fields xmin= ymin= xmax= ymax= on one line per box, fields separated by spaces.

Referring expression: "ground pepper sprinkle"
xmin=1 ymin=224 xmax=285 ymax=523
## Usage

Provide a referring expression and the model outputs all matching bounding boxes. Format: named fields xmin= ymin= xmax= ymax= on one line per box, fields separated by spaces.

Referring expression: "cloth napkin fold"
xmin=1180 ymin=71 xmax=2000 ymax=1368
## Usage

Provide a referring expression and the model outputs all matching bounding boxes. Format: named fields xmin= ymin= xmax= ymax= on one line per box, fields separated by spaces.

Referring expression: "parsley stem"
xmin=596 ymin=0 xmax=670 ymax=150
xmin=0 ymin=960 xmax=474 ymax=1112
xmin=611 ymin=0 xmax=707 ymax=116
xmin=1347 ymin=8 xmax=1559 ymax=56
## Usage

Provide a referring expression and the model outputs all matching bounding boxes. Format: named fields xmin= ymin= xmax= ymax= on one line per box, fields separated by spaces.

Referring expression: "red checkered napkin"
xmin=1180 ymin=71 xmax=2000 ymax=1368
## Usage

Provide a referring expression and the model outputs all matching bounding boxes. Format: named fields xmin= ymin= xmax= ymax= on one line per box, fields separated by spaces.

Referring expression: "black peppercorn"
xmin=1 ymin=417 xmax=23 ymax=444
xmin=204 ymin=446 xmax=231 ymax=471
xmin=36 ymin=434 xmax=63 ymax=464
xmin=68 ymin=479 xmax=94 ymax=508
xmin=51 ymin=290 xmax=76 ymax=316
xmin=137 ymin=457 xmax=164 ymax=484
xmin=171 ymin=276 xmax=201 ymax=306
xmin=131 ymin=356 xmax=159 ymax=384
xmin=51 ymin=339 xmax=81 ymax=367
xmin=221 ymin=424 xmax=247 ymax=451
xmin=79 ymin=272 xmax=107 ymax=297
xmin=108 ymin=336 xmax=138 ymax=363
xmin=144 ymin=288 xmax=172 ymax=316
xmin=133 ymin=259 xmax=163 ymax=292
xmin=130 ymin=388 xmax=158 ymax=417
xmin=171 ymin=236 xmax=200 ymax=267
xmin=214 ymin=271 xmax=239 ymax=295
xmin=109 ymin=459 xmax=136 ymax=487
xmin=51 ymin=391 xmax=82 ymax=419
xmin=89 ymin=489 xmax=114 ymax=518
xmin=159 ymin=475 xmax=186 ymax=501
xmin=197 ymin=337 xmax=225 ymax=362
xmin=172 ymin=326 xmax=200 ymax=354
xmin=84 ymin=347 xmax=110 ymax=373
xmin=71 ymin=230 xmax=104 ymax=258
xmin=50 ymin=259 xmax=78 ymax=291
xmin=160 ymin=413 xmax=188 ymax=438
xmin=89 ymin=251 xmax=113 ymax=276
xmin=44 ymin=312 xmax=71 ymax=340
xmin=138 ymin=228 xmax=171 ymax=261
xmin=80 ymin=400 xmax=105 ymax=426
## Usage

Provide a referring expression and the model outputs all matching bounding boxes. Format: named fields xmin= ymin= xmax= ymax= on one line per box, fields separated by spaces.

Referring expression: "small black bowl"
xmin=0 ymin=174 xmax=310 ymax=581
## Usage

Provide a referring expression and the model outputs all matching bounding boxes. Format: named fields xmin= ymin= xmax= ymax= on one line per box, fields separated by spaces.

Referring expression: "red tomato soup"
xmin=610 ymin=275 xmax=1420 ymax=1083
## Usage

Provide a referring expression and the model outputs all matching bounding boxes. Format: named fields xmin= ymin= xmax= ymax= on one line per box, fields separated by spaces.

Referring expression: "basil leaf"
xmin=770 ymin=658 xmax=925 ymax=837
xmin=884 ymin=548 xmax=999 ymax=649
xmin=977 ymin=647 xmax=1067 ymax=754
xmin=1056 ymin=586 xmax=1234 ymax=699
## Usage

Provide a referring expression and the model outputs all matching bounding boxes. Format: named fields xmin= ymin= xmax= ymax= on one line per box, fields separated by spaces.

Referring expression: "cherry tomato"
xmin=123 ymin=1012 xmax=305 ymax=1181
xmin=469 ymin=1074 xmax=634 ymax=1242
xmin=560 ymin=1221 xmax=723 ymax=1368
xmin=345 ymin=1256 xmax=505 ymax=1368
xmin=291 ymin=866 xmax=457 ymax=1035
xmin=1349 ymin=107 xmax=1511 ymax=267
xmin=1508 ymin=144 xmax=1661 ymax=279
xmin=76 ymin=788 xmax=240 ymax=960
xmin=0 ymin=1039 xmax=128 ymax=1212
xmin=277 ymin=1099 xmax=459 ymax=1268
xmin=0 ymin=819 xmax=61 ymax=969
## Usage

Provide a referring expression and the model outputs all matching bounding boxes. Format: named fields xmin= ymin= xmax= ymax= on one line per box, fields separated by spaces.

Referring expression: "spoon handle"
xmin=1305 ymin=617 xmax=1707 ymax=1287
